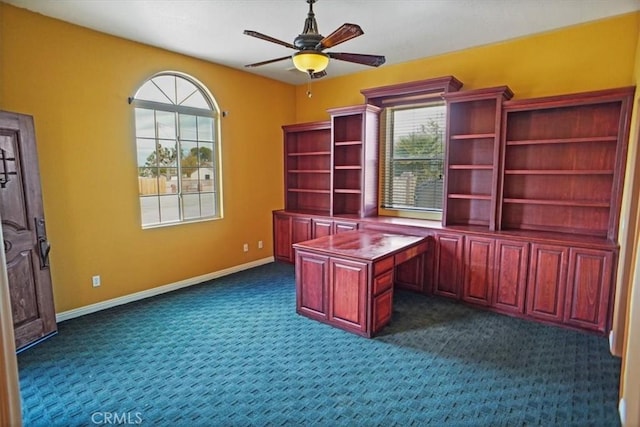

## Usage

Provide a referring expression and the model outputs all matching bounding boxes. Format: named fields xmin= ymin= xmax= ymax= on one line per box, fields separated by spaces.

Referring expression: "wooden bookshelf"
xmin=328 ymin=104 xmax=381 ymax=217
xmin=283 ymin=121 xmax=332 ymax=216
xmin=499 ymin=87 xmax=634 ymax=240
xmin=443 ymin=86 xmax=513 ymax=229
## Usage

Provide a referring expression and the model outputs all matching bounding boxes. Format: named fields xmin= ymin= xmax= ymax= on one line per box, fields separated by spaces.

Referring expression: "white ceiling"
xmin=5 ymin=0 xmax=640 ymax=85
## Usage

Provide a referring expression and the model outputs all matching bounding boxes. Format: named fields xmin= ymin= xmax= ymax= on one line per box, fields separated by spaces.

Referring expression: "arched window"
xmin=131 ymin=72 xmax=222 ymax=227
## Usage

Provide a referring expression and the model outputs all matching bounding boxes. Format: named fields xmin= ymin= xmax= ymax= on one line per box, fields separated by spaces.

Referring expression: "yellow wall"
xmin=0 ymin=4 xmax=295 ymax=312
xmin=294 ymin=13 xmax=638 ymax=122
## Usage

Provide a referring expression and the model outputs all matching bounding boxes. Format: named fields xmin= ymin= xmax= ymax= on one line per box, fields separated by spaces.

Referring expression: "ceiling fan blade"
xmin=245 ymin=56 xmax=291 ymax=68
xmin=311 ymin=70 xmax=327 ymax=79
xmin=317 ymin=23 xmax=363 ymax=49
xmin=244 ymin=30 xmax=297 ymax=50
xmin=327 ymin=52 xmax=386 ymax=67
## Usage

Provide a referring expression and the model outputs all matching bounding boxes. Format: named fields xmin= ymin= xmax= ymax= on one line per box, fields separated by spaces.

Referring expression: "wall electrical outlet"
xmin=243 ymin=243 xmax=249 ymax=252
xmin=92 ymin=275 xmax=101 ymax=287
xmin=258 ymin=240 xmax=263 ymax=249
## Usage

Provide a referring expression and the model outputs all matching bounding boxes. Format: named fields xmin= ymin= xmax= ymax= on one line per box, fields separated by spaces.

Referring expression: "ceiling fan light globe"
xmin=292 ymin=51 xmax=329 ymax=74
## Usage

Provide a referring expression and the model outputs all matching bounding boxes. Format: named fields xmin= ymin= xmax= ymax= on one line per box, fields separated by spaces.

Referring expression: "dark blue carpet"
xmin=18 ymin=262 xmax=621 ymax=426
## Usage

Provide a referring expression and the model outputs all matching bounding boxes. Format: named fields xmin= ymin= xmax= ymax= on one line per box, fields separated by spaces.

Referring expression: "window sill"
xmin=142 ymin=215 xmax=223 ymax=230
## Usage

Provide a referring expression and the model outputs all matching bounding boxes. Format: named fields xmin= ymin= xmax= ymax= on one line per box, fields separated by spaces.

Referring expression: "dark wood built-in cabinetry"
xmin=432 ymin=232 xmax=464 ymax=299
xmin=282 ymin=105 xmax=380 ymax=218
xmin=493 ymin=239 xmax=529 ymax=315
xmin=499 ymin=88 xmax=633 ymax=240
xmin=443 ymin=87 xmax=513 ymax=229
xmin=275 ymin=81 xmax=634 ymax=335
xmin=329 ymin=105 xmax=381 ymax=218
xmin=283 ymin=121 xmax=331 ymax=215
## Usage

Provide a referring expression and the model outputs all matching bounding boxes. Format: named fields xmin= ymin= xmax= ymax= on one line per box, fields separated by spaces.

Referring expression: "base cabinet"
xmin=274 ymin=213 xmax=360 ymax=264
xmin=493 ymin=240 xmax=529 ymax=314
xmin=279 ymin=211 xmax=616 ymax=334
xmin=433 ymin=232 xmax=464 ymax=299
xmin=312 ymin=218 xmax=334 ymax=238
xmin=564 ymin=248 xmax=614 ymax=333
xmin=526 ymin=244 xmax=569 ymax=323
xmin=273 ymin=213 xmax=293 ymax=262
xmin=292 ymin=217 xmax=312 ymax=246
xmin=274 ymin=214 xmax=312 ymax=263
xmin=462 ymin=236 xmax=495 ymax=306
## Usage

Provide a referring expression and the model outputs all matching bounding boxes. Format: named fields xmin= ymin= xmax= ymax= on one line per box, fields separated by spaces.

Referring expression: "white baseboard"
xmin=619 ymin=398 xmax=626 ymax=426
xmin=56 ymin=256 xmax=275 ymax=322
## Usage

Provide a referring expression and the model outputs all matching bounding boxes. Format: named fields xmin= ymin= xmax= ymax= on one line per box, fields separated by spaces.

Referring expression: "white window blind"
xmin=382 ymin=102 xmax=446 ymax=212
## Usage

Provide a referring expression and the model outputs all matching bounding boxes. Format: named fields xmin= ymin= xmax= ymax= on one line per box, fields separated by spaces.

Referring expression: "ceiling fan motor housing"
xmin=294 ymin=33 xmax=324 ymax=50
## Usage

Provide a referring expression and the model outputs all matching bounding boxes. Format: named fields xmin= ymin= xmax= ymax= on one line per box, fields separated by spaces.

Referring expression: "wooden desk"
xmin=293 ymin=230 xmax=429 ymax=337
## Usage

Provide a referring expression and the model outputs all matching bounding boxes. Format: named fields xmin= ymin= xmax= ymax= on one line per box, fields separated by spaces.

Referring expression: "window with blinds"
xmin=381 ymin=101 xmax=446 ymax=213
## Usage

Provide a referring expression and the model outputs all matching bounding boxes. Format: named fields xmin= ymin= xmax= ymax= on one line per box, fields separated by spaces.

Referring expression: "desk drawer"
xmin=373 ymin=269 xmax=393 ymax=295
xmin=373 ymin=256 xmax=394 ymax=276
xmin=394 ymin=241 xmax=428 ymax=265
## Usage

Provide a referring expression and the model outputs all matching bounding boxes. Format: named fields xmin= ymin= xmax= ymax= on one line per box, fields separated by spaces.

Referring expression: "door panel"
xmin=311 ymin=218 xmax=333 ymax=238
xmin=292 ymin=217 xmax=311 ymax=245
xmin=433 ymin=233 xmax=463 ymax=298
xmin=295 ymin=251 xmax=329 ymax=320
xmin=493 ymin=239 xmax=528 ymax=314
xmin=273 ymin=214 xmax=292 ymax=262
xmin=462 ymin=236 xmax=494 ymax=306
xmin=564 ymin=248 xmax=613 ymax=332
xmin=526 ymin=243 xmax=568 ymax=323
xmin=0 ymin=111 xmax=56 ymax=351
xmin=329 ymin=258 xmax=367 ymax=333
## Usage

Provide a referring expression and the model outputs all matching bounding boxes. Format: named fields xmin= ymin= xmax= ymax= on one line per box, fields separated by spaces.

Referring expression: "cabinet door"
xmin=273 ymin=213 xmax=292 ymax=262
xmin=462 ymin=236 xmax=495 ymax=306
xmin=564 ymin=248 xmax=614 ymax=333
xmin=312 ymin=218 xmax=333 ymax=238
xmin=328 ymin=258 xmax=368 ymax=334
xmin=295 ymin=251 xmax=329 ymax=320
xmin=493 ymin=239 xmax=528 ymax=314
xmin=433 ymin=233 xmax=464 ymax=299
xmin=292 ymin=217 xmax=312 ymax=245
xmin=526 ymin=243 xmax=568 ymax=323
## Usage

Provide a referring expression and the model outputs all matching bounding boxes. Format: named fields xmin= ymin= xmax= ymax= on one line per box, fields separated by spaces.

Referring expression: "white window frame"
xmin=130 ymin=72 xmax=223 ymax=228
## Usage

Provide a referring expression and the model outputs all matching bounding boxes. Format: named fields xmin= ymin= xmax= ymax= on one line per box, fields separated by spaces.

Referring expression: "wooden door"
xmin=0 ymin=111 xmax=56 ymax=351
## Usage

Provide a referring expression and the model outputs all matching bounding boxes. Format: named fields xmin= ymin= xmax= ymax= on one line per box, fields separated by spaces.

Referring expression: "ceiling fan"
xmin=243 ymin=0 xmax=386 ymax=79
